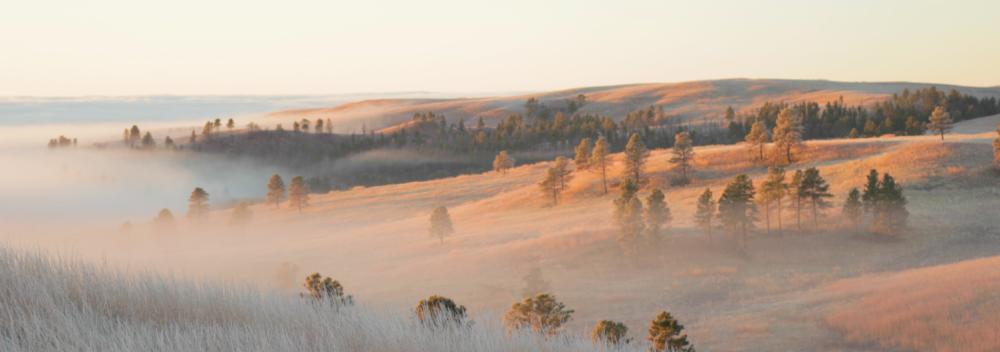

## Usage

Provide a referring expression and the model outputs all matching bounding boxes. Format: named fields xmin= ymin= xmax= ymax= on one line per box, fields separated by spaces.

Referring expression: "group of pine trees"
xmin=266 ymin=174 xmax=310 ymax=211
xmin=842 ymin=170 xmax=909 ymax=236
xmin=726 ymin=87 xmax=999 ymax=143
xmin=687 ymin=167 xmax=908 ymax=250
xmin=46 ymin=135 xmax=77 ymax=148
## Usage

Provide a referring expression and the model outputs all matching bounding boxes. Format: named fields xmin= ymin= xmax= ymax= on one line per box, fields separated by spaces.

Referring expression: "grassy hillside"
xmin=7 ymin=114 xmax=998 ymax=351
xmin=266 ymin=79 xmax=1000 ymax=132
xmin=0 ymin=246 xmax=638 ymax=351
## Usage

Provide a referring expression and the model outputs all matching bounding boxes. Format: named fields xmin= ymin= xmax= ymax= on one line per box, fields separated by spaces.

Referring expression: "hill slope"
xmin=266 ymin=79 xmax=1000 ymax=132
xmin=8 ymin=114 xmax=999 ymax=351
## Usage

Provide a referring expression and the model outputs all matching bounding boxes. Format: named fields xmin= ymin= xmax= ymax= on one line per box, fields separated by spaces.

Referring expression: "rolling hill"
xmin=266 ymin=79 xmax=1000 ymax=133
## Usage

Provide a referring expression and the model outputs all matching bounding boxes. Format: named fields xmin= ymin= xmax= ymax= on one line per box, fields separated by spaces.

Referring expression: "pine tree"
xmin=772 ymin=108 xmax=803 ymax=164
xmin=428 ymin=206 xmax=454 ymax=244
xmin=189 ymin=130 xmax=197 ymax=144
xmin=718 ymin=174 xmax=756 ymax=250
xmin=153 ymin=208 xmax=175 ymax=232
xmin=129 ymin=125 xmax=141 ymax=146
xmin=288 ymin=176 xmax=309 ymax=211
xmin=187 ymin=187 xmax=209 ymax=219
xmin=503 ymin=294 xmax=574 ymax=337
xmin=760 ymin=167 xmax=787 ymax=236
xmin=226 ymin=118 xmax=235 ymax=130
xmin=789 ymin=170 xmax=806 ymax=232
xmin=927 ymin=106 xmax=953 ymax=140
xmin=842 ymin=188 xmax=863 ymax=234
xmin=493 ymin=150 xmax=515 ymax=174
xmin=614 ymin=178 xmax=644 ymax=255
xmin=266 ymin=174 xmax=286 ymax=208
xmin=590 ymin=135 xmax=612 ymax=195
xmin=744 ymin=121 xmax=770 ymax=162
xmin=574 ymin=138 xmax=592 ymax=170
xmin=645 ymin=189 xmax=671 ymax=242
xmin=670 ymin=132 xmax=695 ymax=184
xmin=800 ymin=167 xmax=833 ymax=230
xmin=647 ymin=311 xmax=695 ymax=352
xmin=694 ymin=188 xmax=716 ymax=244
xmin=861 ymin=169 xmax=880 ymax=220
xmin=415 ymin=295 xmax=467 ymax=328
xmin=623 ymin=133 xmax=649 ymax=186
xmin=538 ymin=157 xmax=572 ymax=206
xmin=873 ymin=173 xmax=908 ymax=236
xmin=164 ymin=136 xmax=175 ymax=149
xmin=141 ymin=132 xmax=155 ymax=149
xmin=302 ymin=273 xmax=353 ymax=306
xmin=592 ymin=320 xmax=630 ymax=346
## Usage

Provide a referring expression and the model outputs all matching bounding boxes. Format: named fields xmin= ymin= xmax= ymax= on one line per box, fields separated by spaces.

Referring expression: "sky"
xmin=2 ymin=0 xmax=999 ymax=96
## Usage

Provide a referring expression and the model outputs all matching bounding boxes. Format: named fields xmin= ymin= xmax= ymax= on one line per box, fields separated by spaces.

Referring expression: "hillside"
xmin=266 ymin=79 xmax=1000 ymax=132
xmin=6 ymin=114 xmax=999 ymax=351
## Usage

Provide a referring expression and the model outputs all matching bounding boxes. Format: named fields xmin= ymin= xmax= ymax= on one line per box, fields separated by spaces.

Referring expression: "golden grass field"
xmin=6 ymin=114 xmax=998 ymax=351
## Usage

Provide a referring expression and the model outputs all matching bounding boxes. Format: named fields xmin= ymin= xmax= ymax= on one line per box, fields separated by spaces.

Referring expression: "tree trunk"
xmin=795 ymin=197 xmax=802 ymax=232
xmin=764 ymin=201 xmax=771 ymax=235
xmin=601 ymin=164 xmax=608 ymax=195
xmin=812 ymin=199 xmax=819 ymax=231
xmin=776 ymin=198 xmax=783 ymax=237
xmin=759 ymin=143 xmax=764 ymax=161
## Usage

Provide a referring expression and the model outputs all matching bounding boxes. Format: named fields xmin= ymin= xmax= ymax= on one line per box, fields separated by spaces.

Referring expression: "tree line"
xmin=726 ymin=87 xmax=998 ymax=143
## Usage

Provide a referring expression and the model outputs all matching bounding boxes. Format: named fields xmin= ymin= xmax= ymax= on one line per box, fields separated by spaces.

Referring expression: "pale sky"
xmin=2 ymin=0 xmax=999 ymax=96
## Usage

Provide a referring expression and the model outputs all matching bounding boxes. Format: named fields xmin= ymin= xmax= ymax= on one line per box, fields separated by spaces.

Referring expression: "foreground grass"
xmin=0 ymin=247 xmax=638 ymax=352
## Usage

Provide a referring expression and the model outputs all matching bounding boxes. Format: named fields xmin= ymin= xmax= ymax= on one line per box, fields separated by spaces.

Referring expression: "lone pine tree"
xmin=694 ymin=188 xmax=716 ymax=244
xmin=428 ymin=206 xmax=455 ymax=244
xmin=589 ymin=135 xmax=612 ymax=195
xmin=647 ymin=311 xmax=695 ymax=352
xmin=670 ymin=131 xmax=695 ymax=184
xmin=266 ymin=174 xmax=286 ymax=207
xmin=288 ymin=176 xmax=309 ymax=211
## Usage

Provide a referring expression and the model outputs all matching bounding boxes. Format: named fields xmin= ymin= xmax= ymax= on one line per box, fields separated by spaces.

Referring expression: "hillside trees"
xmin=288 ymin=176 xmax=309 ymax=211
xmin=187 ymin=187 xmax=210 ymax=220
xmin=871 ymin=173 xmax=908 ymax=236
xmin=623 ymin=133 xmax=649 ymax=186
xmin=648 ymin=311 xmax=695 ymax=352
xmin=789 ymin=170 xmax=806 ymax=231
xmin=590 ymin=136 xmax=611 ymax=194
xmin=842 ymin=188 xmax=863 ymax=234
xmin=670 ymin=132 xmax=695 ymax=185
xmin=927 ymin=106 xmax=953 ymax=140
xmin=429 ymin=206 xmax=455 ymax=244
xmin=592 ymin=320 xmax=630 ymax=346
xmin=302 ymin=273 xmax=353 ymax=306
xmin=693 ymin=188 xmax=716 ymax=244
xmin=574 ymin=138 xmax=591 ymax=170
xmin=717 ymin=175 xmax=756 ymax=250
xmin=771 ymin=108 xmax=804 ymax=164
xmin=266 ymin=174 xmax=286 ymax=207
xmin=493 ymin=150 xmax=515 ymax=174
xmin=799 ymin=167 xmax=833 ymax=230
xmin=614 ymin=179 xmax=645 ymax=255
xmin=745 ymin=121 xmax=769 ymax=162
xmin=415 ymin=295 xmax=468 ymax=328
xmin=539 ymin=157 xmax=573 ymax=206
xmin=503 ymin=294 xmax=574 ymax=337
xmin=645 ymin=189 xmax=671 ymax=241
xmin=760 ymin=167 xmax=787 ymax=236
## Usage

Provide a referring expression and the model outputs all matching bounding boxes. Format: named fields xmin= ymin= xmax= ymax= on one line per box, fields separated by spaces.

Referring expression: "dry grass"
xmin=0 ymin=246 xmax=642 ymax=352
xmin=823 ymin=256 xmax=1000 ymax=352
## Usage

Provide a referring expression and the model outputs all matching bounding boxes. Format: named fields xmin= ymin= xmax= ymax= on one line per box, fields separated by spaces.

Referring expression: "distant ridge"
xmin=266 ymin=78 xmax=1000 ymax=133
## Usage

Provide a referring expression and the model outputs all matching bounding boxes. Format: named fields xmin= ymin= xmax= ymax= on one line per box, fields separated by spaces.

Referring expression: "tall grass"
xmin=0 ymin=247 xmax=639 ymax=352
